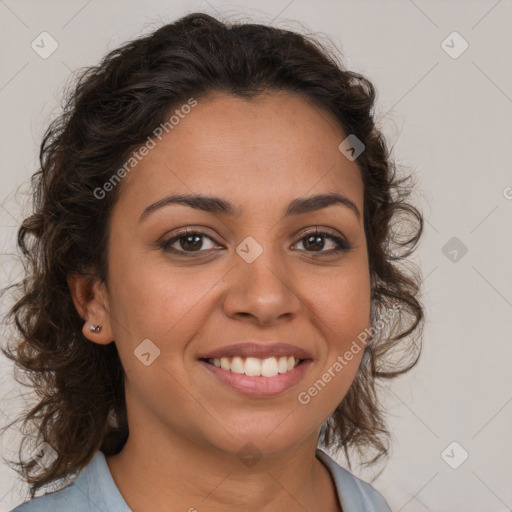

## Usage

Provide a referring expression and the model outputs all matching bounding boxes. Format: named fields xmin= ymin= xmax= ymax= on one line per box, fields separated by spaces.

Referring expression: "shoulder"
xmin=315 ymin=448 xmax=392 ymax=512
xmin=9 ymin=483 xmax=90 ymax=512
xmin=9 ymin=451 xmax=131 ymax=512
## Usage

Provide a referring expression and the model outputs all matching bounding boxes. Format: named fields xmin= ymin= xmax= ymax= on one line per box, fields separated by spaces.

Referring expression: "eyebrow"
xmin=138 ymin=192 xmax=361 ymax=222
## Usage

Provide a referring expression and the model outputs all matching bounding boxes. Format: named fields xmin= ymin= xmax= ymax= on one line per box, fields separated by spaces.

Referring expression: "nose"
xmin=221 ymin=243 xmax=302 ymax=326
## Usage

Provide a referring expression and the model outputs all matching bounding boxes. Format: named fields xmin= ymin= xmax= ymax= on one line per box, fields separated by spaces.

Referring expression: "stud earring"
xmin=89 ymin=324 xmax=102 ymax=333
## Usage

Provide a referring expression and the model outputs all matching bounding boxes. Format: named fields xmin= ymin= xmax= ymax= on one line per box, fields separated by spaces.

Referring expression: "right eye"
xmin=159 ymin=229 xmax=222 ymax=257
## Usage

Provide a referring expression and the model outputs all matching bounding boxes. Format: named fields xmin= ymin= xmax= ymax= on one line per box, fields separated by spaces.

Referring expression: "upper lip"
xmin=198 ymin=342 xmax=313 ymax=360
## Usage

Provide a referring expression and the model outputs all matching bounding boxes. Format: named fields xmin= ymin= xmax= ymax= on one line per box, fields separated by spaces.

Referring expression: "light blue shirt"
xmin=10 ymin=449 xmax=391 ymax=511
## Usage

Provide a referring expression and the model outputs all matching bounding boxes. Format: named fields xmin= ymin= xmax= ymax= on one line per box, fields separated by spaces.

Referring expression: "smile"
xmin=199 ymin=357 xmax=311 ymax=397
xmin=203 ymin=356 xmax=302 ymax=377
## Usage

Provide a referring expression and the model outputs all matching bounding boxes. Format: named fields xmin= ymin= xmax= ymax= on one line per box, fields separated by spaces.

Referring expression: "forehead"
xmin=117 ymin=91 xmax=364 ymax=216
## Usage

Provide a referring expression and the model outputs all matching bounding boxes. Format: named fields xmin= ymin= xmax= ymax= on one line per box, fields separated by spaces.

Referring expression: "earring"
xmin=89 ymin=324 xmax=102 ymax=333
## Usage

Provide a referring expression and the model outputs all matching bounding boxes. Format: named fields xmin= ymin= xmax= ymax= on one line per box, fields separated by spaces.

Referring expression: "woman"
xmin=2 ymin=11 xmax=424 ymax=511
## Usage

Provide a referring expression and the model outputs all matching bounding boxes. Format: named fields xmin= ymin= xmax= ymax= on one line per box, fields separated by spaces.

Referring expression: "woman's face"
xmin=98 ymin=91 xmax=371 ymax=457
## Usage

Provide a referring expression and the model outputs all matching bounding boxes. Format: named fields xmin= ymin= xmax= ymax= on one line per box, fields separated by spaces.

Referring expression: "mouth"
xmin=198 ymin=356 xmax=312 ymax=397
xmin=200 ymin=355 xmax=305 ymax=377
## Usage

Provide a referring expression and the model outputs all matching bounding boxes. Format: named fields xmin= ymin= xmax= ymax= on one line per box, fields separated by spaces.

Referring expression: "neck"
xmin=105 ymin=419 xmax=340 ymax=511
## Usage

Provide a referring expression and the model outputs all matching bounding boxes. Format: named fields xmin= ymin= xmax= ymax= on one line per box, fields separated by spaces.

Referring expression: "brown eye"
xmin=293 ymin=230 xmax=351 ymax=255
xmin=160 ymin=230 xmax=220 ymax=256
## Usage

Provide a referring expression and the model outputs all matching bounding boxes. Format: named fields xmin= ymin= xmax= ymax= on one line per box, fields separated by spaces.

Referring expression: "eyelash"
xmin=159 ymin=228 xmax=352 ymax=258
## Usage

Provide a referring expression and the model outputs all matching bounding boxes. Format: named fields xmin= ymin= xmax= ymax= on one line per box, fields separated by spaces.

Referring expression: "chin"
xmin=208 ymin=423 xmax=314 ymax=459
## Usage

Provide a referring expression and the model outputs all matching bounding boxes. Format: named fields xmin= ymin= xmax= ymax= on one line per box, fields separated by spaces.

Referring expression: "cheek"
xmin=105 ymin=262 xmax=203 ymax=403
xmin=107 ymin=245 xmax=197 ymax=335
xmin=302 ymin=257 xmax=370 ymax=398
xmin=296 ymin=276 xmax=368 ymax=421
xmin=306 ymin=257 xmax=371 ymax=341
xmin=106 ymin=251 xmax=224 ymax=379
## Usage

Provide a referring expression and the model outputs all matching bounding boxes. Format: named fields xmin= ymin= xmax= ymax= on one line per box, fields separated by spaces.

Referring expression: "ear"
xmin=67 ymin=272 xmax=115 ymax=345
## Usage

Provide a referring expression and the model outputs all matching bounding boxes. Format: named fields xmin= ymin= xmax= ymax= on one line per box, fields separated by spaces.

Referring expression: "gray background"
xmin=1 ymin=1 xmax=511 ymax=511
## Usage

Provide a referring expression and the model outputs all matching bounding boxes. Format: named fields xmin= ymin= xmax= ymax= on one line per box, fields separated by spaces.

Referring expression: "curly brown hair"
xmin=0 ymin=11 xmax=424 ymax=499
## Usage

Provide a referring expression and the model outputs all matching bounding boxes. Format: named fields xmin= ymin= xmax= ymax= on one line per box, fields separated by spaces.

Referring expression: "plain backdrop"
xmin=0 ymin=1 xmax=511 ymax=511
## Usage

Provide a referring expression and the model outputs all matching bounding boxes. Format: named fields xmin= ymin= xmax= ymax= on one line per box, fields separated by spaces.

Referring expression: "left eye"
xmin=292 ymin=231 xmax=350 ymax=254
xmin=160 ymin=229 xmax=351 ymax=257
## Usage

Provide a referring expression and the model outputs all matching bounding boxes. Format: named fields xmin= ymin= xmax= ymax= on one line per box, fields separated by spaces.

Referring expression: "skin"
xmin=69 ymin=91 xmax=371 ymax=512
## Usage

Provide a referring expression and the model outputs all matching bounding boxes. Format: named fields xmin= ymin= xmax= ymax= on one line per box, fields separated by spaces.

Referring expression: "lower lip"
xmin=199 ymin=359 xmax=312 ymax=397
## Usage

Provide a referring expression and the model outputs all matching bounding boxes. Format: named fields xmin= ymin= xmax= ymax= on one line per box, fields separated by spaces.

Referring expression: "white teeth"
xmin=278 ymin=356 xmax=288 ymax=373
xmin=210 ymin=356 xmax=301 ymax=377
xmin=231 ymin=356 xmax=245 ymax=374
xmin=261 ymin=357 xmax=279 ymax=377
xmin=244 ymin=357 xmax=261 ymax=376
